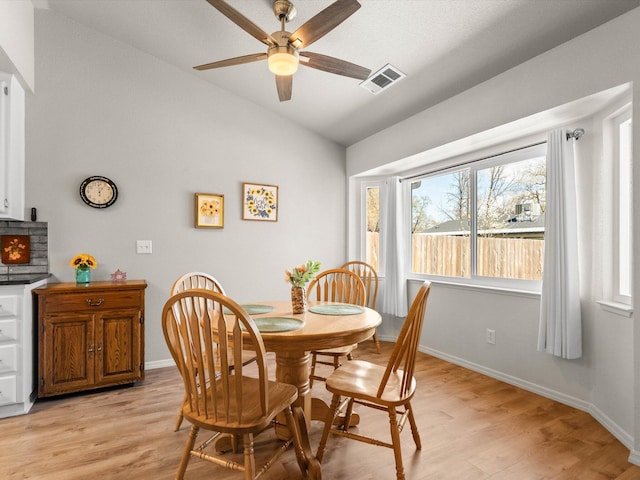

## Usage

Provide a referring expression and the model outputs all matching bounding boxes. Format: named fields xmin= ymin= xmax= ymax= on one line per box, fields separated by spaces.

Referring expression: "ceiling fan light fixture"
xmin=268 ymin=46 xmax=299 ymax=76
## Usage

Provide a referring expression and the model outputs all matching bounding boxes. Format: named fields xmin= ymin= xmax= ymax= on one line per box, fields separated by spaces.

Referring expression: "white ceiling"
xmin=34 ymin=0 xmax=640 ymax=146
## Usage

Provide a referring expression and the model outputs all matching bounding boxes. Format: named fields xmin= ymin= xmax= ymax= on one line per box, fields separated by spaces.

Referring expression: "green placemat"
xmin=224 ymin=304 xmax=275 ymax=315
xmin=309 ymin=304 xmax=365 ymax=315
xmin=246 ymin=317 xmax=305 ymax=333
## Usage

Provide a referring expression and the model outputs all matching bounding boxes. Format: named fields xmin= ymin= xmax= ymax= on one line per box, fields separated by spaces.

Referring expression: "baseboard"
xmin=588 ymin=404 xmax=634 ymax=451
xmin=145 ymin=358 xmax=175 ymax=370
xmin=629 ymin=449 xmax=640 ymax=466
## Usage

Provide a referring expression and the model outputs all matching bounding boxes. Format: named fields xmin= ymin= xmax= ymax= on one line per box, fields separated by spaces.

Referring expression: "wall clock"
xmin=79 ymin=176 xmax=118 ymax=208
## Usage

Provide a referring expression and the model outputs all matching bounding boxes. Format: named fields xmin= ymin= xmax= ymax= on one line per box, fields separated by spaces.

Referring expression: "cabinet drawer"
xmin=0 ymin=318 xmax=18 ymax=342
xmin=0 ymin=344 xmax=17 ymax=373
xmin=0 ymin=295 xmax=18 ymax=318
xmin=0 ymin=375 xmax=17 ymax=405
xmin=43 ymin=290 xmax=142 ymax=313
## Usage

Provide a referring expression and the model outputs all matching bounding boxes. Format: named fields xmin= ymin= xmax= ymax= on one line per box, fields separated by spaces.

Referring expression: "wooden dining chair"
xmin=171 ymin=271 xmax=227 ymax=295
xmin=170 ymin=272 xmax=256 ymax=431
xmin=306 ymin=268 xmax=366 ymax=388
xmin=162 ymin=290 xmax=316 ymax=480
xmin=340 ymin=261 xmax=381 ymax=353
xmin=316 ymin=281 xmax=432 ymax=480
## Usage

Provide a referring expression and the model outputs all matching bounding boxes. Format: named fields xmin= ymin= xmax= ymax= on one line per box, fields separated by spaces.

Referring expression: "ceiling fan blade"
xmin=289 ymin=0 xmax=361 ymax=49
xmin=194 ymin=53 xmax=267 ymax=71
xmin=206 ymin=0 xmax=277 ymax=46
xmin=275 ymin=75 xmax=292 ymax=102
xmin=300 ymin=52 xmax=371 ymax=80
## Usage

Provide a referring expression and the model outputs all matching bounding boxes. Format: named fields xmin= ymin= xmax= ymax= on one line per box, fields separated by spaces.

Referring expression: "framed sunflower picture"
xmin=195 ymin=193 xmax=224 ymax=228
xmin=242 ymin=183 xmax=278 ymax=222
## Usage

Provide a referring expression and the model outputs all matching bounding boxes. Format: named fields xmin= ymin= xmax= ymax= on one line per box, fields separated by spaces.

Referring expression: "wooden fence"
xmin=366 ymin=232 xmax=543 ymax=280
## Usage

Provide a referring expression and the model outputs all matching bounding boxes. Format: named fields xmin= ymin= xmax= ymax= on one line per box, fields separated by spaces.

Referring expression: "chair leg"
xmin=316 ymin=393 xmax=341 ymax=463
xmin=342 ymin=398 xmax=355 ymax=430
xmin=174 ymin=408 xmax=184 ymax=432
xmin=373 ymin=330 xmax=381 ymax=353
xmin=176 ymin=425 xmax=199 ymax=480
xmin=406 ymin=401 xmax=421 ymax=450
xmin=242 ymin=433 xmax=255 ymax=480
xmin=387 ymin=407 xmax=406 ymax=480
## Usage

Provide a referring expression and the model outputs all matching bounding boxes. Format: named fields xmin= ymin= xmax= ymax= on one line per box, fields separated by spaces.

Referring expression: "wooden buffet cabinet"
xmin=33 ymin=280 xmax=146 ymax=398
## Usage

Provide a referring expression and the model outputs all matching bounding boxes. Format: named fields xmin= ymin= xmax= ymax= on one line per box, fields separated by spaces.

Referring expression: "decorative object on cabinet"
xmin=69 ymin=253 xmax=97 ymax=285
xmin=1 ymin=235 xmax=30 ymax=264
xmin=34 ymin=280 xmax=147 ymax=398
xmin=195 ymin=192 xmax=224 ymax=228
xmin=242 ymin=182 xmax=278 ymax=221
xmin=0 ymin=279 xmax=47 ymax=419
xmin=79 ymin=176 xmax=118 ymax=209
xmin=110 ymin=269 xmax=127 ymax=282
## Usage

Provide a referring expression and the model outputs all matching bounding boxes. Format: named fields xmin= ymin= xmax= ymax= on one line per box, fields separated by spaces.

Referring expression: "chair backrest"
xmin=378 ymin=281 xmax=431 ymax=399
xmin=170 ymin=272 xmax=226 ymax=295
xmin=307 ymin=268 xmax=366 ymax=306
xmin=162 ymin=290 xmax=269 ymax=424
xmin=340 ymin=261 xmax=378 ymax=310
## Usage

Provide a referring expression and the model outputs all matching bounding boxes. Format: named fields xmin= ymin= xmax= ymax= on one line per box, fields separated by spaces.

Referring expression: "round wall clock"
xmin=79 ymin=176 xmax=118 ymax=208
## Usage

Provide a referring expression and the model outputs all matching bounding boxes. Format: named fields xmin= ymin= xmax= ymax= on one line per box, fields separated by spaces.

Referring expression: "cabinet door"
xmin=40 ymin=313 xmax=95 ymax=397
xmin=95 ymin=308 xmax=142 ymax=386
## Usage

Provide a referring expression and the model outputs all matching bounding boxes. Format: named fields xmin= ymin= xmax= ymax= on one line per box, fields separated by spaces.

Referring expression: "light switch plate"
xmin=136 ymin=240 xmax=152 ymax=254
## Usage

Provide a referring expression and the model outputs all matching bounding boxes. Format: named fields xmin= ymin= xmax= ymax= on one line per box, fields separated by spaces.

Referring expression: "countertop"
xmin=0 ymin=273 xmax=51 ymax=286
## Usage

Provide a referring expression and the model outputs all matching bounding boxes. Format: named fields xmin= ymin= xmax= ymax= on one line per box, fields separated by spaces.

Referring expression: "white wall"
xmin=348 ymin=8 xmax=640 ymax=461
xmin=26 ymin=10 xmax=347 ymax=364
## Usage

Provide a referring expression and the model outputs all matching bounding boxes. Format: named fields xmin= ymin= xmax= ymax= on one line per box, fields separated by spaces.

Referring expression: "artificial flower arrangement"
xmin=285 ymin=260 xmax=321 ymax=288
xmin=70 ymin=253 xmax=98 ymax=284
xmin=69 ymin=253 xmax=98 ymax=269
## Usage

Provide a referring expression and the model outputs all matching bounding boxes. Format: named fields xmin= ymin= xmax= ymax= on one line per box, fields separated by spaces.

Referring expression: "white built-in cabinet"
xmin=0 ymin=279 xmax=46 ymax=418
xmin=0 ymin=71 xmax=25 ymax=221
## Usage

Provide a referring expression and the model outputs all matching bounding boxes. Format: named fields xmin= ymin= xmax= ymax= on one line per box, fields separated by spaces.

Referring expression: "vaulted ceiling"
xmin=35 ymin=0 xmax=640 ymax=146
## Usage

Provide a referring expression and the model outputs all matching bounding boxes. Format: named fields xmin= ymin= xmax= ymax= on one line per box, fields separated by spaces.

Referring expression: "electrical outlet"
xmin=136 ymin=240 xmax=152 ymax=254
xmin=486 ymin=328 xmax=496 ymax=345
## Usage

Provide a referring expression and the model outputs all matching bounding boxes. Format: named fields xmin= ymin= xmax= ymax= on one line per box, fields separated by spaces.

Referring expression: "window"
xmin=365 ymin=186 xmax=380 ymax=272
xmin=410 ymin=143 xmax=546 ymax=285
xmin=612 ymin=109 xmax=632 ymax=304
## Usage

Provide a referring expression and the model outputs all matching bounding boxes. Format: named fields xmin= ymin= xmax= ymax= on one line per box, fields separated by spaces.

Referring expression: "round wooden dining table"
xmin=247 ymin=300 xmax=382 ymax=425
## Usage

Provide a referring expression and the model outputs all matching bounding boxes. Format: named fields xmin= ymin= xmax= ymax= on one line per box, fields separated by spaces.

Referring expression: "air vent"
xmin=360 ymin=64 xmax=406 ymax=95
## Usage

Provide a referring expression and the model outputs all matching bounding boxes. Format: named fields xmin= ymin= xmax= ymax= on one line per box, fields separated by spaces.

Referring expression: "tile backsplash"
xmin=0 ymin=221 xmax=48 ymax=277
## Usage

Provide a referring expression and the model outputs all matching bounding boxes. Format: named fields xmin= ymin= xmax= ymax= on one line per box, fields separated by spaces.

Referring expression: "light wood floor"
xmin=1 ymin=341 xmax=639 ymax=479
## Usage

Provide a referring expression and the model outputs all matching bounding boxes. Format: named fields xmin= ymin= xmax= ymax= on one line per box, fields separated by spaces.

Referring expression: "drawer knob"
xmin=86 ymin=298 xmax=105 ymax=307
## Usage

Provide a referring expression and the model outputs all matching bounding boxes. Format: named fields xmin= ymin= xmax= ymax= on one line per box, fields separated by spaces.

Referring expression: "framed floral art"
xmin=242 ymin=183 xmax=278 ymax=222
xmin=1 ymin=235 xmax=30 ymax=264
xmin=195 ymin=193 xmax=224 ymax=228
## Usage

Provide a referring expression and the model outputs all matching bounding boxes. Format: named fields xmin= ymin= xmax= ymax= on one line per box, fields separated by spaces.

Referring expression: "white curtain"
xmin=380 ymin=176 xmax=408 ymax=317
xmin=537 ymin=129 xmax=582 ymax=359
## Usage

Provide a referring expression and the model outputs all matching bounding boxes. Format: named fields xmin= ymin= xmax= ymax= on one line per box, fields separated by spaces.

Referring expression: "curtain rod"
xmin=400 ymin=127 xmax=585 ymax=183
xmin=566 ymin=128 xmax=585 ymax=140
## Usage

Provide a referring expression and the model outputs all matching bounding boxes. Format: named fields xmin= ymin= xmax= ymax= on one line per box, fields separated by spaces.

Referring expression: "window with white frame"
xmin=612 ymin=108 xmax=632 ymax=305
xmin=409 ymin=143 xmax=547 ymax=287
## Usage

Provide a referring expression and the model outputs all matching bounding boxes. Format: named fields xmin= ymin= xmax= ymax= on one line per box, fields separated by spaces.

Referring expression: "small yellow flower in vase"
xmin=69 ymin=253 xmax=98 ymax=284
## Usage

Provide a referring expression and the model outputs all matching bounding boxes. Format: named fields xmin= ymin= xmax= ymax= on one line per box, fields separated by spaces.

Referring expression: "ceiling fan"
xmin=194 ymin=0 xmax=371 ymax=101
